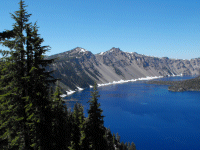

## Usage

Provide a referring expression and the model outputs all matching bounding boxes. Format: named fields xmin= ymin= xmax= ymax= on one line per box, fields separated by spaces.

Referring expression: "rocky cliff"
xmin=47 ymin=47 xmax=200 ymax=93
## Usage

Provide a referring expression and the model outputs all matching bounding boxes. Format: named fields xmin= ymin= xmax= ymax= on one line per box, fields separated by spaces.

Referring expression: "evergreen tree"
xmin=128 ymin=142 xmax=136 ymax=150
xmin=77 ymin=103 xmax=86 ymax=149
xmin=121 ymin=141 xmax=127 ymax=150
xmin=116 ymin=132 xmax=121 ymax=149
xmin=25 ymin=21 xmax=56 ymax=150
xmin=67 ymin=110 xmax=75 ymax=149
xmin=0 ymin=1 xmax=32 ymax=149
xmin=128 ymin=142 xmax=131 ymax=149
xmin=113 ymin=133 xmax=117 ymax=148
xmin=0 ymin=1 xmax=56 ymax=149
xmin=105 ymin=128 xmax=115 ymax=150
xmin=69 ymin=103 xmax=85 ymax=150
xmin=81 ymin=118 xmax=90 ymax=150
xmin=52 ymin=85 xmax=70 ymax=150
xmin=84 ymin=83 xmax=108 ymax=150
xmin=69 ymin=103 xmax=81 ymax=149
xmin=116 ymin=132 xmax=120 ymax=143
xmin=125 ymin=142 xmax=128 ymax=148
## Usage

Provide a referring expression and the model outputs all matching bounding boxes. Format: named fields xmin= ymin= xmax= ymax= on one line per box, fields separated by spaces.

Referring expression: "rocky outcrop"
xmin=47 ymin=47 xmax=200 ymax=92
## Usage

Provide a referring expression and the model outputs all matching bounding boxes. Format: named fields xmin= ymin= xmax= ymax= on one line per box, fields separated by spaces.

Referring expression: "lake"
xmin=64 ymin=76 xmax=200 ymax=150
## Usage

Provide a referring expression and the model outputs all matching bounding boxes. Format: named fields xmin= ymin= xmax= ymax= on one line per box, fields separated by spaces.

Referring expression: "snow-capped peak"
xmin=80 ymin=48 xmax=87 ymax=53
xmin=109 ymin=50 xmax=114 ymax=53
xmin=99 ymin=52 xmax=105 ymax=55
xmin=74 ymin=47 xmax=88 ymax=53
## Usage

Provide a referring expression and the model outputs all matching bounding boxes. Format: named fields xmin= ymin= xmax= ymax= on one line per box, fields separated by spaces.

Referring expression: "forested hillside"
xmin=148 ymin=76 xmax=200 ymax=92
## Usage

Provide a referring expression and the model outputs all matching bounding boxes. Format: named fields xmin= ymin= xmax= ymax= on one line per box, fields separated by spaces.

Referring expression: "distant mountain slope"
xmin=46 ymin=47 xmax=200 ymax=93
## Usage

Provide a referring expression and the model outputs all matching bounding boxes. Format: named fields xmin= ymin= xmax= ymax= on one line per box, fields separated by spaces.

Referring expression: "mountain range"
xmin=47 ymin=47 xmax=200 ymax=93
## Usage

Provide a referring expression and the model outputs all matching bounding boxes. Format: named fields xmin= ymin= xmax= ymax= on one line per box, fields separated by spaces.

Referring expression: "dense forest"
xmin=0 ymin=1 xmax=136 ymax=150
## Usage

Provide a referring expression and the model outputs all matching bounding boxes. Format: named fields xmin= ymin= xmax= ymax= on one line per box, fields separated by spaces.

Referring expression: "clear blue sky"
xmin=1 ymin=0 xmax=199 ymax=59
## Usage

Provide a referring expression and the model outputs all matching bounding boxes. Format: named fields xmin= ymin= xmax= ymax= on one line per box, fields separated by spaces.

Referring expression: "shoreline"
xmin=97 ymin=76 xmax=163 ymax=87
xmin=60 ymin=87 xmax=84 ymax=98
xmin=61 ymin=74 xmax=183 ymax=97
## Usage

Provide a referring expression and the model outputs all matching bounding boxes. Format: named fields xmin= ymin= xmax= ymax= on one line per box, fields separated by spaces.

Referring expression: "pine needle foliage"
xmin=52 ymin=85 xmax=70 ymax=150
xmin=0 ymin=1 xmax=56 ymax=149
xmin=84 ymin=83 xmax=108 ymax=150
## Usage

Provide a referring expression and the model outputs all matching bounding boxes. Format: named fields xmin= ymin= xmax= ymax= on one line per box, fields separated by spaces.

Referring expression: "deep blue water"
xmin=65 ymin=76 xmax=200 ymax=150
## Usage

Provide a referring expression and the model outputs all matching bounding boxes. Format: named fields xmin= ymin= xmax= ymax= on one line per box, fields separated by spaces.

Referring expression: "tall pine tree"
xmin=69 ymin=102 xmax=86 ymax=150
xmin=69 ymin=103 xmax=81 ymax=150
xmin=52 ymin=84 xmax=70 ymax=150
xmin=104 ymin=128 xmax=115 ymax=150
xmin=0 ymin=1 xmax=56 ymax=149
xmin=83 ymin=83 xmax=108 ymax=150
xmin=0 ymin=1 xmax=32 ymax=149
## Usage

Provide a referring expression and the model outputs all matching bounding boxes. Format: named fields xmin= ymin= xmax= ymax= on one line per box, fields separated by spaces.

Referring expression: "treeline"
xmin=147 ymin=76 xmax=200 ymax=92
xmin=0 ymin=1 xmax=136 ymax=150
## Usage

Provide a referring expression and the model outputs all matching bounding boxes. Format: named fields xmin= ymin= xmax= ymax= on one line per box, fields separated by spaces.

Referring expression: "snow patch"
xmin=97 ymin=76 xmax=163 ymax=87
xmin=109 ymin=50 xmax=114 ymax=53
xmin=66 ymin=90 xmax=76 ymax=95
xmin=99 ymin=52 xmax=105 ymax=55
xmin=77 ymin=87 xmax=84 ymax=91
xmin=65 ymin=87 xmax=84 ymax=96
xmin=167 ymin=74 xmax=183 ymax=77
xmin=80 ymin=48 xmax=87 ymax=53
xmin=60 ymin=94 xmax=67 ymax=98
xmin=65 ymin=74 xmax=184 ymax=96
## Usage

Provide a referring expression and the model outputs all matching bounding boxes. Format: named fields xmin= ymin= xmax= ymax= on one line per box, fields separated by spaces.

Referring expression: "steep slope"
xmin=47 ymin=47 xmax=101 ymax=91
xmin=47 ymin=47 xmax=200 ymax=93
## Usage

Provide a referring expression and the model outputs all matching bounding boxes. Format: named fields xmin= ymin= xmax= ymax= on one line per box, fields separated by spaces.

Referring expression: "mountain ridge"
xmin=47 ymin=47 xmax=200 ymax=94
